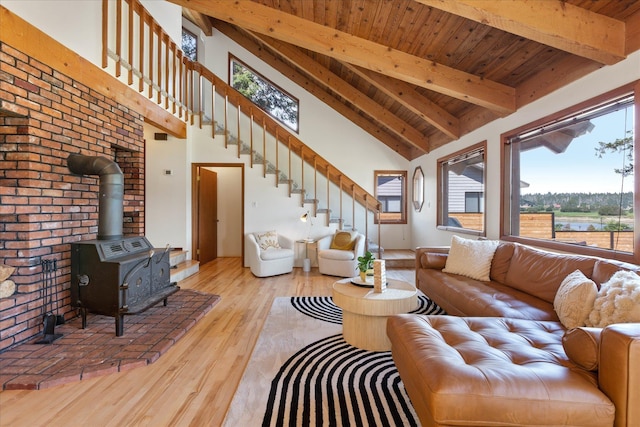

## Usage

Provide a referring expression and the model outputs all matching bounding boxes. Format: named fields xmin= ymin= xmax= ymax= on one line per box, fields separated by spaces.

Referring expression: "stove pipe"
xmin=67 ymin=154 xmax=124 ymax=240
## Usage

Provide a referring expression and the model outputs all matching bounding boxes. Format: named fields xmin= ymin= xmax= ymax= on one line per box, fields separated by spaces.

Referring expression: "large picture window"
xmin=502 ymin=83 xmax=638 ymax=262
xmin=437 ymin=142 xmax=486 ymax=235
xmin=374 ymin=171 xmax=407 ymax=224
xmin=229 ymin=55 xmax=299 ymax=132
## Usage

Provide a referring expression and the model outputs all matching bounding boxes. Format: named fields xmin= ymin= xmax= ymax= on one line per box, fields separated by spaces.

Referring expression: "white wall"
xmin=409 ymin=50 xmax=640 ymax=249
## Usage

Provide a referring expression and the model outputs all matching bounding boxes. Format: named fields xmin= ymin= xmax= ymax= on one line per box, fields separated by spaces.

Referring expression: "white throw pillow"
xmin=254 ymin=230 xmax=281 ymax=250
xmin=554 ymin=269 xmax=598 ymax=329
xmin=442 ymin=236 xmax=498 ymax=281
xmin=586 ymin=270 xmax=640 ymax=327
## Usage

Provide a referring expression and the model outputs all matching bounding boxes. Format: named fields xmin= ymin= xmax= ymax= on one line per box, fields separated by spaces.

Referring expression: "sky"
xmin=520 ymin=105 xmax=635 ymax=195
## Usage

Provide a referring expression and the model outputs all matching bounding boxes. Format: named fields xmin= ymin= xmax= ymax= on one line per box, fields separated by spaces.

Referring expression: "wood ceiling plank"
xmin=181 ymin=7 xmax=212 ymax=36
xmin=168 ymin=0 xmax=516 ymax=114
xmin=343 ymin=63 xmax=460 ymax=139
xmin=626 ymin=9 xmax=640 ymax=54
xmin=417 ymin=0 xmax=626 ymax=65
xmin=212 ymin=20 xmax=415 ymax=159
xmin=258 ymin=35 xmax=430 ymax=153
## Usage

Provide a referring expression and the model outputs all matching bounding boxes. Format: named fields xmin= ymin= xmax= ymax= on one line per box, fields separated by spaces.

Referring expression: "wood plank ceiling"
xmin=175 ymin=0 xmax=640 ymax=160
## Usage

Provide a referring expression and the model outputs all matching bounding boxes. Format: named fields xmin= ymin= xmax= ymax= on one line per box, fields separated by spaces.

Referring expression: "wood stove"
xmin=71 ymin=237 xmax=178 ymax=336
xmin=67 ymin=154 xmax=179 ymax=336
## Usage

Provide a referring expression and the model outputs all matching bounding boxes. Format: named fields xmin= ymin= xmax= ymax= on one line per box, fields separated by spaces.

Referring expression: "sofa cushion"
xmin=317 ymin=248 xmax=356 ymax=261
xmin=586 ymin=270 xmax=640 ymax=327
xmin=388 ymin=315 xmax=614 ymax=427
xmin=562 ymin=327 xmax=601 ymax=371
xmin=554 ymin=269 xmax=598 ymax=329
xmin=329 ymin=230 xmax=357 ymax=250
xmin=489 ymin=242 xmax=516 ymax=283
xmin=417 ymin=269 xmax=559 ymax=321
xmin=254 ymin=230 xmax=281 ymax=250
xmin=504 ymin=244 xmax=596 ymax=303
xmin=442 ymin=236 xmax=498 ymax=281
xmin=260 ymin=248 xmax=294 ymax=261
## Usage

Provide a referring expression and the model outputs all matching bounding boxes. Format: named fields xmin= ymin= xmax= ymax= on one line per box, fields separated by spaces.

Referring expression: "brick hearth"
xmin=0 ymin=289 xmax=220 ymax=390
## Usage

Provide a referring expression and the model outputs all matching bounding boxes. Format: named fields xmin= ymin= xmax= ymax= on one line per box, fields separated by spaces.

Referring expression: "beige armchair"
xmin=246 ymin=231 xmax=294 ymax=277
xmin=316 ymin=231 xmax=366 ymax=277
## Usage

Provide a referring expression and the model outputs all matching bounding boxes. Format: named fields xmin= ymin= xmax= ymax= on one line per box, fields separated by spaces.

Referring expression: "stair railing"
xmin=102 ymin=0 xmax=382 ymax=251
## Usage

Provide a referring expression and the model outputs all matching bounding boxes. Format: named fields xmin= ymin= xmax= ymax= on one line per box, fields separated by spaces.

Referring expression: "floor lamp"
xmin=300 ymin=212 xmax=313 ymax=272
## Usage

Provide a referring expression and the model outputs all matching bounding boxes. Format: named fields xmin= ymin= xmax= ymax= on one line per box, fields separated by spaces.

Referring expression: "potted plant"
xmin=356 ymin=251 xmax=375 ymax=281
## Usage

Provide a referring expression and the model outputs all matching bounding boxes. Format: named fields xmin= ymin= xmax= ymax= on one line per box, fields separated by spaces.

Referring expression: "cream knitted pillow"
xmin=554 ymin=269 xmax=598 ymax=329
xmin=442 ymin=236 xmax=498 ymax=281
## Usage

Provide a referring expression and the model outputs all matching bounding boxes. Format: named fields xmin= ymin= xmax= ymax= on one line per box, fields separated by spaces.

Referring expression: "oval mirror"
xmin=412 ymin=166 xmax=424 ymax=212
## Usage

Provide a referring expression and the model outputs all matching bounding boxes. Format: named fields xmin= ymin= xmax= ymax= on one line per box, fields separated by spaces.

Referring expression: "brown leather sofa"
xmin=387 ymin=241 xmax=640 ymax=427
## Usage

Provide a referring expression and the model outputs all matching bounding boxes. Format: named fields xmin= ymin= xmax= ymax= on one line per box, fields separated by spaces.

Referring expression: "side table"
xmin=296 ymin=239 xmax=316 ymax=272
xmin=332 ymin=278 xmax=417 ymax=351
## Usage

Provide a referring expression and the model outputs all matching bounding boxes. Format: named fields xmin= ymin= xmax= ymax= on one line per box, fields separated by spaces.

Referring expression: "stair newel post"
xmin=237 ymin=100 xmax=241 ymax=158
xmin=171 ymin=39 xmax=176 ymax=113
xmin=288 ymin=134 xmax=293 ymax=197
xmin=339 ymin=175 xmax=344 ymax=228
xmin=377 ymin=201 xmax=382 ymax=259
xmin=115 ymin=0 xmax=122 ymax=78
xmin=326 ymin=165 xmax=331 ymax=226
xmin=136 ymin=5 xmax=143 ymax=90
xmin=178 ymin=52 xmax=183 ymax=119
xmin=352 ymin=184 xmax=356 ymax=231
xmin=313 ymin=156 xmax=318 ymax=215
xmin=158 ymin=26 xmax=163 ymax=106
xmin=262 ymin=119 xmax=267 ymax=178
xmin=198 ymin=71 xmax=203 ymax=129
xmin=187 ymin=66 xmax=194 ymax=126
xmin=211 ymin=83 xmax=216 ymax=139
xmin=274 ymin=129 xmax=280 ymax=188
xmin=364 ymin=194 xmax=369 ymax=251
xmin=300 ymin=146 xmax=305 ymax=206
xmin=224 ymin=93 xmax=229 ymax=148
xmin=249 ymin=107 xmax=254 ymax=168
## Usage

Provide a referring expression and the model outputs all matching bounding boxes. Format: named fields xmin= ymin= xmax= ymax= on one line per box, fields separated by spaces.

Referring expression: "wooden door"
xmin=198 ymin=167 xmax=218 ymax=265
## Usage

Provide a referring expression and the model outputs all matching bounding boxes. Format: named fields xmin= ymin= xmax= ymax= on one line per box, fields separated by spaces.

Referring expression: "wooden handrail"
xmin=104 ymin=0 xmax=381 ymax=215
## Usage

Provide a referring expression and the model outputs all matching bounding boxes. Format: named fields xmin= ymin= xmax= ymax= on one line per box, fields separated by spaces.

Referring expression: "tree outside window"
xmin=229 ymin=55 xmax=299 ymax=132
xmin=502 ymin=84 xmax=637 ymax=261
xmin=182 ymin=28 xmax=197 ymax=62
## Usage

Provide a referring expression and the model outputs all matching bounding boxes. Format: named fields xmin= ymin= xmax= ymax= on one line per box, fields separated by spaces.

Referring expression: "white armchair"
xmin=317 ymin=231 xmax=366 ymax=277
xmin=246 ymin=231 xmax=295 ymax=277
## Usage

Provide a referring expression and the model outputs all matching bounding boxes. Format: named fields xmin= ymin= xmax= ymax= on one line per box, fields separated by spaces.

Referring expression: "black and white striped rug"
xmin=261 ymin=295 xmax=444 ymax=426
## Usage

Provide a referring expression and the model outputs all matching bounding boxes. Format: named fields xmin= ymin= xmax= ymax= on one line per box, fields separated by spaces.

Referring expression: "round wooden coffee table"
xmin=332 ymin=278 xmax=417 ymax=351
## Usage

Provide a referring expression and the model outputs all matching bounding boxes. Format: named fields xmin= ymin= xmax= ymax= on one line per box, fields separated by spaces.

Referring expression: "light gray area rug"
xmin=223 ymin=294 xmax=443 ymax=426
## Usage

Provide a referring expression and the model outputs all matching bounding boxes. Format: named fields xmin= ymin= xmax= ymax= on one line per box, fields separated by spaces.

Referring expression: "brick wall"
xmin=0 ymin=42 xmax=146 ymax=350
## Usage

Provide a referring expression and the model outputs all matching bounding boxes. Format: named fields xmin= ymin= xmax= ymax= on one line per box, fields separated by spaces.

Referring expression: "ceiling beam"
xmin=169 ymin=0 xmax=516 ymax=114
xmin=212 ymin=20 xmax=416 ymax=160
xmin=255 ymin=36 xmax=430 ymax=153
xmin=182 ymin=7 xmax=212 ymax=36
xmin=341 ymin=63 xmax=460 ymax=140
xmin=416 ymin=0 xmax=626 ymax=65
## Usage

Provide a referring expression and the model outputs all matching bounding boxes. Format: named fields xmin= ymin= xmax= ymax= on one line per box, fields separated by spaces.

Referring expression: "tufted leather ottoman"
xmin=387 ymin=315 xmax=615 ymax=427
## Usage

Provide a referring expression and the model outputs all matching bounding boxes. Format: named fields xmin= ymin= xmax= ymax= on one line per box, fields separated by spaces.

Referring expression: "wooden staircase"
xmin=102 ymin=0 xmax=383 ymax=252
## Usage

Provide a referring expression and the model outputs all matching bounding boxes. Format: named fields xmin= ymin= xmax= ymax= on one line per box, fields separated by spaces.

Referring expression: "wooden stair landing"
xmin=381 ymin=250 xmax=415 ymax=269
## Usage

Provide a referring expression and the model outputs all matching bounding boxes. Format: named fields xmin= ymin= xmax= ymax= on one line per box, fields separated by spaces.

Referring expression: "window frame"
xmin=501 ymin=81 xmax=640 ymax=264
xmin=228 ymin=54 xmax=300 ymax=133
xmin=374 ymin=170 xmax=408 ymax=225
xmin=437 ymin=141 xmax=487 ymax=236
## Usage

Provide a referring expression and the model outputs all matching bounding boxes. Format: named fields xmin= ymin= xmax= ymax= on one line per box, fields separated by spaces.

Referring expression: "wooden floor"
xmin=0 ymin=258 xmax=415 ymax=427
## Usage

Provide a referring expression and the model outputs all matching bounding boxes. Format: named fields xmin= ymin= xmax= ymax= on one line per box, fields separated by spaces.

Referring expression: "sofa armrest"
xmin=415 ymin=246 xmax=450 ymax=270
xmin=599 ymin=323 xmax=640 ymax=427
